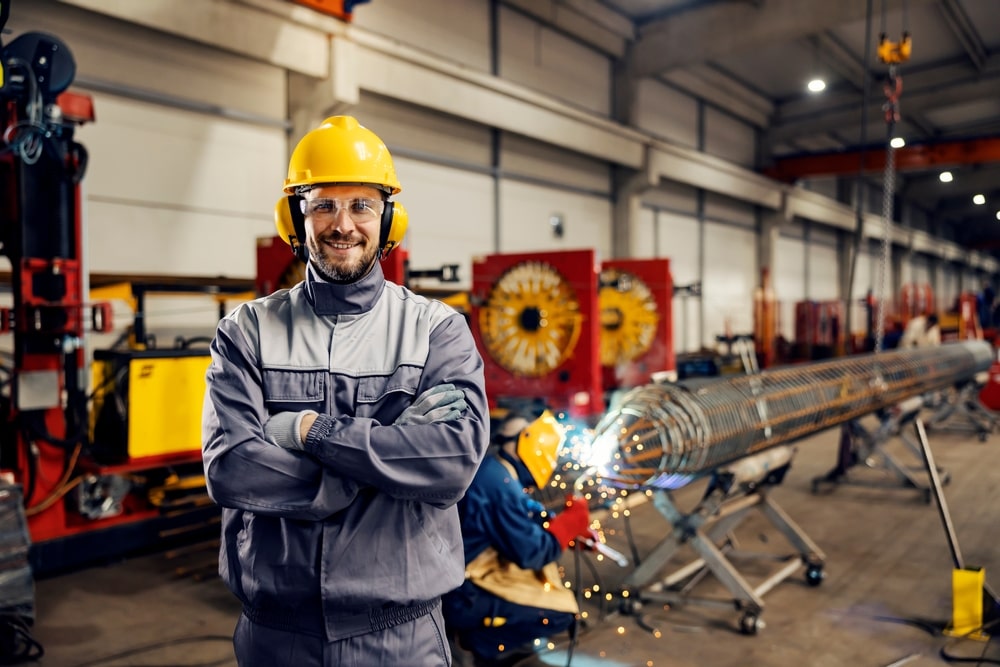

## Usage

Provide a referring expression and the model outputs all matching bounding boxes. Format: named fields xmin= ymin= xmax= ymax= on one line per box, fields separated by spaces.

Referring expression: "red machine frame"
xmin=1 ymin=32 xmax=215 ymax=574
xmin=470 ymin=249 xmax=603 ymax=419
xmin=600 ymin=257 xmax=675 ymax=390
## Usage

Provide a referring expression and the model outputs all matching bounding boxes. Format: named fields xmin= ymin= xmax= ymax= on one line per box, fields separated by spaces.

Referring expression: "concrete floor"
xmin=26 ymin=409 xmax=1000 ymax=667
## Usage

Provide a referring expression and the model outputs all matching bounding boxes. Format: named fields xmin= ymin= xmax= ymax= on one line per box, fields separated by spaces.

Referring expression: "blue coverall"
xmin=442 ymin=449 xmax=575 ymax=660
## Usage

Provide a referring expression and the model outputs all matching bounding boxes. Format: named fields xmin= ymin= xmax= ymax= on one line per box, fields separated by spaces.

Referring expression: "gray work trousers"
xmin=233 ymin=605 xmax=452 ymax=667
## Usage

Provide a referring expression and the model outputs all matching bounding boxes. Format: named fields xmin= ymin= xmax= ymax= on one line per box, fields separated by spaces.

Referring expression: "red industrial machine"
xmin=599 ymin=258 xmax=675 ymax=390
xmin=0 ymin=26 xmax=217 ymax=574
xmin=794 ymin=300 xmax=844 ymax=360
xmin=470 ymin=249 xmax=603 ymax=419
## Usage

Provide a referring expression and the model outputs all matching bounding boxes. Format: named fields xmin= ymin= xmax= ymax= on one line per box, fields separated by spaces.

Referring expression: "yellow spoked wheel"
xmin=599 ymin=268 xmax=659 ymax=366
xmin=479 ymin=261 xmax=582 ymax=377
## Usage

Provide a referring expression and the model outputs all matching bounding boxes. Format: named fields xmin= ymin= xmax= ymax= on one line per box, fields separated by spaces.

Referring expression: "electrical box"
xmin=91 ymin=350 xmax=211 ymax=463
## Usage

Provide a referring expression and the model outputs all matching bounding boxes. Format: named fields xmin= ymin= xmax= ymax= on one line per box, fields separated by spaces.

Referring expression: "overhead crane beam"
xmin=764 ymin=136 xmax=1000 ymax=182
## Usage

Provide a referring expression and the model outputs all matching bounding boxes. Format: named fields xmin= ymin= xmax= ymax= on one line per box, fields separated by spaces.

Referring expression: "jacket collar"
xmin=305 ymin=261 xmax=385 ymax=316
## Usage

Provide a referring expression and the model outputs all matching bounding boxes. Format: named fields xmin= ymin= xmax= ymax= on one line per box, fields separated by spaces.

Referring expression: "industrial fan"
xmin=600 ymin=259 xmax=675 ymax=390
xmin=479 ymin=261 xmax=582 ymax=377
xmin=471 ymin=249 xmax=603 ymax=417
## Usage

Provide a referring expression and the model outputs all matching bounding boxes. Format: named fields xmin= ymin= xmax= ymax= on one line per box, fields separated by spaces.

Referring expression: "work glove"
xmin=395 ymin=383 xmax=467 ymax=426
xmin=545 ymin=494 xmax=591 ymax=550
xmin=265 ymin=410 xmax=318 ymax=450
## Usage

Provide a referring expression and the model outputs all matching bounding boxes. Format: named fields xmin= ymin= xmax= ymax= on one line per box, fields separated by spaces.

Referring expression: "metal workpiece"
xmin=589 ymin=341 xmax=995 ymax=489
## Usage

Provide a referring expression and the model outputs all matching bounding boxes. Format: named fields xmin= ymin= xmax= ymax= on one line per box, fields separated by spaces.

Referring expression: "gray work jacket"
xmin=202 ymin=262 xmax=489 ymax=641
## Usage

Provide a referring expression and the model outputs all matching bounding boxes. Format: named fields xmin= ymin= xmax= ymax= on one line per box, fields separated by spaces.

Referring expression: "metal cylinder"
xmin=589 ymin=341 xmax=995 ymax=489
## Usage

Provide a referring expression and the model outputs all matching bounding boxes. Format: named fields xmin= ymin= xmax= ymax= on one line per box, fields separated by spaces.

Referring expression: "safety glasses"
xmin=300 ymin=197 xmax=385 ymax=224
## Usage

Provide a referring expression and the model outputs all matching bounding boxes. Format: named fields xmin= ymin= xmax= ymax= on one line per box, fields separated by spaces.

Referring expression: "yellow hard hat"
xmin=278 ymin=116 xmax=408 ymax=259
xmin=516 ymin=410 xmax=565 ymax=488
xmin=284 ymin=116 xmax=402 ymax=194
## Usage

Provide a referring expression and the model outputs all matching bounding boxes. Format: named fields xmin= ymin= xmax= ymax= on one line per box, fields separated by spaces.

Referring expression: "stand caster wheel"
xmin=805 ymin=564 xmax=825 ymax=587
xmin=619 ymin=596 xmax=641 ymax=615
xmin=979 ymin=432 xmax=989 ymax=442
xmin=739 ymin=612 xmax=763 ymax=635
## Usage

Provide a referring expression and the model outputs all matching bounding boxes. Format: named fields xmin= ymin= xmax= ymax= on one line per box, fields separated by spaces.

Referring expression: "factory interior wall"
xmin=351 ymin=0 xmax=493 ymax=74
xmin=10 ymin=2 xmax=285 ymax=282
xmin=633 ymin=79 xmax=700 ymax=150
xmin=808 ymin=235 xmax=841 ymax=301
xmin=656 ymin=211 xmax=701 ymax=354
xmin=703 ymin=222 xmax=757 ymax=345
xmin=498 ymin=182 xmax=612 ymax=257
xmin=391 ymin=157 xmax=495 ymax=292
xmin=7 ymin=0 xmax=993 ymax=363
xmin=497 ymin=6 xmax=613 ymax=117
xmin=703 ymin=106 xmax=757 ymax=169
xmin=774 ymin=232 xmax=807 ymax=343
xmin=851 ymin=245 xmax=877 ymax=333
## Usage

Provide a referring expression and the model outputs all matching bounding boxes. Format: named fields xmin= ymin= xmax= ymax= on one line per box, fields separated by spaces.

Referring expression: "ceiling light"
xmin=996 ymin=211 xmax=1000 ymax=221
xmin=939 ymin=171 xmax=954 ymax=183
xmin=807 ymin=79 xmax=826 ymax=93
xmin=890 ymin=137 xmax=905 ymax=148
xmin=974 ymin=194 xmax=986 ymax=205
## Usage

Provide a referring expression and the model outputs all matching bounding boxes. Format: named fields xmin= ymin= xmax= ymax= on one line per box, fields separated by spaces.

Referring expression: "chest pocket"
xmin=356 ymin=369 xmax=421 ymax=422
xmin=262 ymin=369 xmax=326 ymax=414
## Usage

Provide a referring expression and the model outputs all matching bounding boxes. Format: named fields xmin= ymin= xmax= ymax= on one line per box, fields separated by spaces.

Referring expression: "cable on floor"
xmin=66 ymin=635 xmax=233 ymax=667
xmin=0 ymin=614 xmax=43 ymax=664
xmin=939 ymin=617 xmax=1000 ymax=666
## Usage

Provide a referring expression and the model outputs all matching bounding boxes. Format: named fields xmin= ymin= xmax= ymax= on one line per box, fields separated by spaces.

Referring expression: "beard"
xmin=308 ymin=231 xmax=379 ymax=283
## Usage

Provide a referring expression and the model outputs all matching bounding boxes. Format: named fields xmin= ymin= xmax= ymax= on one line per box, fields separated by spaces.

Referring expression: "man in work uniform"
xmin=202 ymin=115 xmax=489 ymax=666
xmin=444 ymin=411 xmax=589 ymax=667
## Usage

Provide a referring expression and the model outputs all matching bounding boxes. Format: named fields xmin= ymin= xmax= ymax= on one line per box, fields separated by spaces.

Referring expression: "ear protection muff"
xmin=378 ymin=201 xmax=408 ymax=259
xmin=274 ymin=195 xmax=308 ymax=262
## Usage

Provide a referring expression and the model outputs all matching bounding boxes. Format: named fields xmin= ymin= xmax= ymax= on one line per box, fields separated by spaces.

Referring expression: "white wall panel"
xmin=658 ymin=211 xmax=700 ymax=353
xmin=802 ymin=177 xmax=840 ymax=201
xmin=78 ymin=94 xmax=283 ymax=278
xmin=502 ymin=135 xmax=610 ymax=194
xmin=704 ymin=107 xmax=756 ymax=168
xmin=392 ymin=157 xmax=494 ymax=291
xmin=9 ymin=1 xmax=285 ymax=119
xmin=634 ymin=80 xmax=699 ymax=149
xmin=500 ymin=8 xmax=611 ymax=115
xmin=354 ymin=93 xmax=493 ymax=167
xmin=703 ymin=223 xmax=755 ymax=348
xmin=941 ymin=265 xmax=959 ymax=311
xmin=809 ymin=241 xmax=840 ymax=300
xmin=774 ymin=235 xmax=806 ymax=341
xmin=641 ymin=181 xmax=699 ymax=214
xmin=850 ymin=245 xmax=877 ymax=336
xmin=704 ymin=192 xmax=756 ymax=228
xmin=632 ymin=207 xmax=658 ymax=260
xmin=351 ymin=0 xmax=491 ymax=73
xmin=499 ymin=182 xmax=611 ymax=256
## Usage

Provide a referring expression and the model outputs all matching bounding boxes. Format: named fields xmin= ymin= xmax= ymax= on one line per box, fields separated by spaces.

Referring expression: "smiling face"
xmin=303 ymin=184 xmax=385 ymax=283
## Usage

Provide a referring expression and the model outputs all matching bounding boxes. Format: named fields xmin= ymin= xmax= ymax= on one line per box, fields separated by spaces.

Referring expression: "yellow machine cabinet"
xmin=91 ymin=349 xmax=211 ymax=463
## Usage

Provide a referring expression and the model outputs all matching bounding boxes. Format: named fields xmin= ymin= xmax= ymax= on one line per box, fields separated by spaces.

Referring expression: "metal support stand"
xmin=926 ymin=379 xmax=998 ymax=442
xmin=620 ymin=454 xmax=826 ymax=635
xmin=812 ymin=398 xmax=948 ymax=503
xmin=913 ymin=418 xmax=1000 ymax=630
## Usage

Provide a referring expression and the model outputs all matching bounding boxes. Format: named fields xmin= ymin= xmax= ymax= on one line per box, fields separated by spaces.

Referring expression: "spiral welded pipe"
xmin=590 ymin=341 xmax=994 ymax=489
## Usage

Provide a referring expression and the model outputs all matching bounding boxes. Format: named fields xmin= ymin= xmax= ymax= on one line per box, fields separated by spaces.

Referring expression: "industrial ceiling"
xmin=597 ymin=0 xmax=1000 ymax=255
